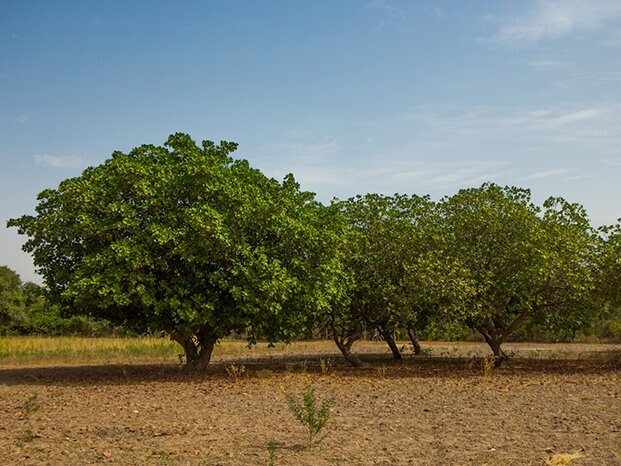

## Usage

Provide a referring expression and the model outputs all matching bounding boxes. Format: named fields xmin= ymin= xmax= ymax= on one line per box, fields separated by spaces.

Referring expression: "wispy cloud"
xmin=553 ymin=108 xmax=605 ymax=124
xmin=488 ymin=0 xmax=621 ymax=46
xmin=392 ymin=160 xmax=513 ymax=190
xmin=602 ymin=157 xmax=621 ymax=166
xmin=0 ymin=114 xmax=28 ymax=124
xmin=522 ymin=168 xmax=571 ymax=180
xmin=252 ymin=100 xmax=621 ymax=200
xmin=366 ymin=0 xmax=409 ymax=32
xmin=433 ymin=7 xmax=447 ymax=20
xmin=254 ymin=134 xmax=516 ymax=199
xmin=34 ymin=154 xmax=87 ymax=169
xmin=404 ymin=102 xmax=621 ymax=152
xmin=529 ymin=59 xmax=566 ymax=71
xmin=366 ymin=0 xmax=405 ymax=19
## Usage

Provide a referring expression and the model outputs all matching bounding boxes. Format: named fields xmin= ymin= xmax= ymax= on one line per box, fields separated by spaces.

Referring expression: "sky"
xmin=1 ymin=0 xmax=621 ymax=284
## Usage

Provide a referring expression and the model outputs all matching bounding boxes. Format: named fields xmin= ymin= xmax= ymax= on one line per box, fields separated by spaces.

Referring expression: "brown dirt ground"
xmin=1 ymin=342 xmax=620 ymax=465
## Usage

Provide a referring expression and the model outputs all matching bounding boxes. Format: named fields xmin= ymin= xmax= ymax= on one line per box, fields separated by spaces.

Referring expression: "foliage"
xmin=284 ymin=385 xmax=333 ymax=448
xmin=417 ymin=317 xmax=471 ymax=342
xmin=595 ymin=222 xmax=621 ymax=308
xmin=0 ymin=266 xmax=121 ymax=336
xmin=8 ymin=134 xmax=346 ymax=368
xmin=0 ymin=266 xmax=27 ymax=330
xmin=332 ymin=193 xmax=472 ymax=361
xmin=440 ymin=183 xmax=600 ymax=364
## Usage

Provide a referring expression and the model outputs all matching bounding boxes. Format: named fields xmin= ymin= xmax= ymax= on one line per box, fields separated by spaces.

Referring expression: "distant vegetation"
xmin=6 ymin=133 xmax=621 ymax=368
xmin=0 ymin=265 xmax=128 ymax=337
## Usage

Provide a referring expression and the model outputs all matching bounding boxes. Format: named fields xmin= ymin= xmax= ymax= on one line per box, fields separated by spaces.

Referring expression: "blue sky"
xmin=2 ymin=0 xmax=621 ymax=283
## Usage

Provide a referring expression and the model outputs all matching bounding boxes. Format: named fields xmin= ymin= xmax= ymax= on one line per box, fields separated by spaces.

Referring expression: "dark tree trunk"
xmin=475 ymin=318 xmax=507 ymax=367
xmin=334 ymin=335 xmax=362 ymax=367
xmin=407 ymin=327 xmax=422 ymax=355
xmin=483 ymin=334 xmax=507 ymax=367
xmin=379 ymin=327 xmax=402 ymax=361
xmin=474 ymin=311 xmax=530 ymax=368
xmin=330 ymin=314 xmax=363 ymax=367
xmin=170 ymin=330 xmax=198 ymax=361
xmin=170 ymin=327 xmax=216 ymax=370
xmin=192 ymin=339 xmax=215 ymax=371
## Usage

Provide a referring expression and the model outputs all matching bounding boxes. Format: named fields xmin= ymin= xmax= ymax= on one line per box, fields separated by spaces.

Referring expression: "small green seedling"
xmin=284 ymin=385 xmax=333 ymax=448
xmin=22 ymin=393 xmax=40 ymax=418
xmin=267 ymin=440 xmax=277 ymax=466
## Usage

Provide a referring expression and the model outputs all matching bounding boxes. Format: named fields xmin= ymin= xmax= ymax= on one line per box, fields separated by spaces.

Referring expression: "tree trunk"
xmin=407 ymin=327 xmax=422 ymax=355
xmin=475 ymin=319 xmax=507 ymax=367
xmin=192 ymin=339 xmax=215 ymax=371
xmin=170 ymin=330 xmax=198 ymax=362
xmin=485 ymin=335 xmax=507 ymax=367
xmin=170 ymin=328 xmax=216 ymax=370
xmin=333 ymin=335 xmax=362 ymax=367
xmin=379 ymin=327 xmax=402 ymax=361
xmin=329 ymin=314 xmax=363 ymax=367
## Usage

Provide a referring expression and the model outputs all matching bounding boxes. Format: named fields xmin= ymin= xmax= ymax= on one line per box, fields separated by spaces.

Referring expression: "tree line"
xmin=0 ymin=265 xmax=126 ymax=336
xmin=7 ymin=134 xmax=621 ymax=368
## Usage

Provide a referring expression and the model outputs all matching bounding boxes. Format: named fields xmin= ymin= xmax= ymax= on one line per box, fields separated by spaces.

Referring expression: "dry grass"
xmin=0 ymin=337 xmax=352 ymax=367
xmin=1 ymin=337 xmax=620 ymax=368
xmin=544 ymin=451 xmax=585 ymax=465
xmin=0 ymin=336 xmax=179 ymax=364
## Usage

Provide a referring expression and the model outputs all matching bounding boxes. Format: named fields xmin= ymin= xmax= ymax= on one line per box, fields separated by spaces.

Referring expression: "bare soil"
xmin=1 ymin=341 xmax=620 ymax=465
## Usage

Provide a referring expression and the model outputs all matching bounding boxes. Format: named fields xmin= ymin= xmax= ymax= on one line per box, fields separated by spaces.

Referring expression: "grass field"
xmin=1 ymin=336 xmax=619 ymax=366
xmin=0 ymin=336 xmax=180 ymax=364
xmin=0 ymin=336 xmax=354 ymax=365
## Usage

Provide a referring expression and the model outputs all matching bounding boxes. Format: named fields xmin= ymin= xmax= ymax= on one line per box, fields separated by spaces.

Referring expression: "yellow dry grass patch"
xmin=0 ymin=336 xmax=179 ymax=364
xmin=0 ymin=337 xmax=352 ymax=366
xmin=544 ymin=451 xmax=585 ymax=465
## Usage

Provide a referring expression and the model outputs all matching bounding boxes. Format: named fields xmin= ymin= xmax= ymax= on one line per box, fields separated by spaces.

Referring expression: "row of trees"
xmin=7 ymin=134 xmax=621 ymax=368
xmin=0 ymin=265 xmax=122 ymax=336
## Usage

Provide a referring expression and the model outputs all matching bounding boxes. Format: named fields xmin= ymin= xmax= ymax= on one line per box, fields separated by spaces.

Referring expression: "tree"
xmin=441 ymin=183 xmax=599 ymax=365
xmin=8 ymin=133 xmax=345 ymax=369
xmin=334 ymin=193 xmax=454 ymax=361
xmin=0 ymin=266 xmax=26 ymax=331
xmin=595 ymin=222 xmax=621 ymax=308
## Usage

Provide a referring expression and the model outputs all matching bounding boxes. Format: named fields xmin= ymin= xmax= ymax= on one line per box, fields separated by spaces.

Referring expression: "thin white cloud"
xmin=251 ymin=100 xmax=621 ymax=200
xmin=553 ymin=107 xmax=605 ymax=124
xmin=34 ymin=154 xmax=87 ymax=169
xmin=419 ymin=162 xmax=514 ymax=189
xmin=522 ymin=168 xmax=571 ymax=180
xmin=405 ymin=102 xmax=621 ymax=152
xmin=253 ymin=139 xmax=342 ymax=189
xmin=565 ymin=173 xmax=592 ymax=181
xmin=602 ymin=157 xmax=621 ymax=166
xmin=366 ymin=0 xmax=409 ymax=32
xmin=0 ymin=114 xmax=28 ymax=124
xmin=434 ymin=7 xmax=446 ymax=19
xmin=489 ymin=0 xmax=621 ymax=46
xmin=366 ymin=0 xmax=405 ymax=19
xmin=529 ymin=59 xmax=566 ymax=71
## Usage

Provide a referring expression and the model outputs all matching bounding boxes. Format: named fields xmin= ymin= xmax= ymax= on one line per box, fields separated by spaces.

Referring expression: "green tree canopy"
xmin=441 ymin=183 xmax=600 ymax=364
xmin=0 ymin=265 xmax=26 ymax=329
xmin=333 ymin=193 xmax=466 ymax=361
xmin=8 ymin=134 xmax=345 ymax=369
xmin=596 ymin=222 xmax=621 ymax=308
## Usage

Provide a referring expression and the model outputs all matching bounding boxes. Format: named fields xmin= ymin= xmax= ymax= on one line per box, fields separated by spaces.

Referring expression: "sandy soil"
xmin=1 ymin=342 xmax=620 ymax=465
